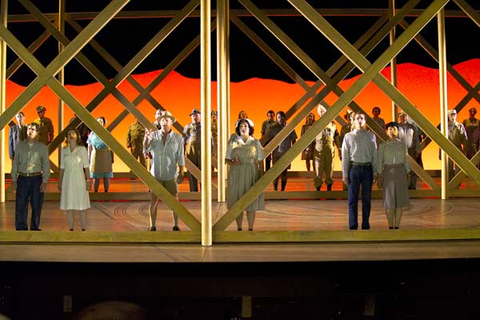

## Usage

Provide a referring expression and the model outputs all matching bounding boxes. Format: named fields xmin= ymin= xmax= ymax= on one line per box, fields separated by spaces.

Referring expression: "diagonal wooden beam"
xmin=47 ymin=0 xmax=198 ymax=151
xmin=66 ymin=16 xmax=178 ymax=132
xmin=0 ymin=20 xmax=201 ymax=231
xmin=0 ymin=0 xmax=130 ymax=130
xmin=231 ymin=15 xmax=309 ymax=90
xmin=453 ymin=0 xmax=480 ymax=27
xmin=289 ymin=0 xmax=480 ymax=187
xmin=6 ymin=29 xmax=51 ymax=79
xmin=18 ymin=0 xmax=153 ymax=146
xmin=215 ymin=0 xmax=453 ymax=231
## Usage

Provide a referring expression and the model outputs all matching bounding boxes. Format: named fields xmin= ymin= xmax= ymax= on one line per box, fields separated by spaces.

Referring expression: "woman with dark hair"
xmin=301 ymin=113 xmax=315 ymax=172
xmin=58 ymin=128 xmax=91 ymax=231
xmin=377 ymin=121 xmax=410 ymax=229
xmin=226 ymin=119 xmax=264 ymax=231
xmin=87 ymin=117 xmax=113 ymax=192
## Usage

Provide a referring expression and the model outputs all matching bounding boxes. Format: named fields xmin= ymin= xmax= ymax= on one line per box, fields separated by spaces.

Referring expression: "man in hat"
xmin=398 ymin=111 xmax=421 ymax=189
xmin=11 ymin=122 xmax=50 ymax=230
xmin=8 ymin=111 xmax=28 ymax=164
xmin=33 ymin=105 xmax=54 ymax=145
xmin=446 ymin=109 xmax=468 ymax=181
xmin=183 ymin=109 xmax=202 ymax=191
xmin=462 ymin=107 xmax=479 ymax=159
xmin=314 ymin=104 xmax=341 ymax=191
xmin=126 ymin=119 xmax=146 ymax=168
xmin=144 ymin=111 xmax=184 ymax=231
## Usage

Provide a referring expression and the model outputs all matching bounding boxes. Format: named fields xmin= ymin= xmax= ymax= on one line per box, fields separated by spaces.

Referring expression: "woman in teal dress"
xmin=226 ymin=119 xmax=264 ymax=231
xmin=87 ymin=117 xmax=113 ymax=192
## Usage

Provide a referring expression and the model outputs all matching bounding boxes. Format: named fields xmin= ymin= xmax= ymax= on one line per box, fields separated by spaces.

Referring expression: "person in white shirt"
xmin=144 ymin=111 xmax=185 ymax=231
xmin=341 ymin=111 xmax=377 ymax=230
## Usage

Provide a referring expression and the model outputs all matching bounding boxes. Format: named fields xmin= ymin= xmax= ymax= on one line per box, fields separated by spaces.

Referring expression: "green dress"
xmin=226 ymin=136 xmax=265 ymax=211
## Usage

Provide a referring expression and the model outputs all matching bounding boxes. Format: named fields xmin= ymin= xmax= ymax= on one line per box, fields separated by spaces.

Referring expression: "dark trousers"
xmin=348 ymin=165 xmax=373 ymax=230
xmin=265 ymin=154 xmax=273 ymax=171
xmin=15 ymin=175 xmax=44 ymax=230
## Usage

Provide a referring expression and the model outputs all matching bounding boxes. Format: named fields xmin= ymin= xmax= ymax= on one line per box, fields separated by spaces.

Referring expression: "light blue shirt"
xmin=342 ymin=129 xmax=377 ymax=177
xmin=146 ymin=130 xmax=185 ymax=181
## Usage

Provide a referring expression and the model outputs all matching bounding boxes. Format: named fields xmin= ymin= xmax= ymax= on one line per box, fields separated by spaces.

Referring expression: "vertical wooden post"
xmin=389 ymin=0 xmax=399 ymax=119
xmin=0 ymin=0 xmax=7 ymax=203
xmin=58 ymin=0 xmax=66 ymax=166
xmin=201 ymin=0 xmax=212 ymax=246
xmin=216 ymin=0 xmax=230 ymax=203
xmin=438 ymin=9 xmax=449 ymax=200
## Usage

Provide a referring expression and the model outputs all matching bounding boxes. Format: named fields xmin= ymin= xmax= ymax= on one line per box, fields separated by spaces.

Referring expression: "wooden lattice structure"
xmin=0 ymin=0 xmax=479 ymax=244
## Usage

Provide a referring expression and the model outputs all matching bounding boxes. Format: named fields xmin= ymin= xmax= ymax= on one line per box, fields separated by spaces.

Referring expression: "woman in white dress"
xmin=226 ymin=119 xmax=264 ymax=231
xmin=58 ymin=128 xmax=91 ymax=231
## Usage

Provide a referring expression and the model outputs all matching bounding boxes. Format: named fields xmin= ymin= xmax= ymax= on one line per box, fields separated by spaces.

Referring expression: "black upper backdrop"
xmin=5 ymin=0 xmax=480 ymax=86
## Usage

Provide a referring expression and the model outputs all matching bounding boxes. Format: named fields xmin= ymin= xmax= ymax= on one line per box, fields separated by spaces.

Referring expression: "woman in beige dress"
xmin=226 ymin=119 xmax=264 ymax=231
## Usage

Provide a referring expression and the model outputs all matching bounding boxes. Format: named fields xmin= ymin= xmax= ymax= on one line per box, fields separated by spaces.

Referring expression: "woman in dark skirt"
xmin=377 ymin=122 xmax=410 ymax=229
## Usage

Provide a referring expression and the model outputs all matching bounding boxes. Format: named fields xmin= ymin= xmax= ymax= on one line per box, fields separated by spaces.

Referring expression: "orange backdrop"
xmin=3 ymin=59 xmax=480 ymax=174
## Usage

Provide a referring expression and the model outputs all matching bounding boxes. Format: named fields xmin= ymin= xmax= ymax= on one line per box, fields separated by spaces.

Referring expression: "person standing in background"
xmin=446 ymin=109 xmax=468 ymax=182
xmin=300 ymin=113 xmax=316 ymax=173
xmin=8 ymin=112 xmax=28 ymax=164
xmin=462 ymin=107 xmax=479 ymax=159
xmin=33 ymin=105 xmax=54 ymax=145
xmin=270 ymin=111 xmax=297 ymax=191
xmin=398 ymin=112 xmax=421 ymax=190
xmin=260 ymin=110 xmax=276 ymax=171
xmin=183 ymin=109 xmax=202 ymax=192
xmin=87 ymin=117 xmax=113 ymax=193
xmin=126 ymin=119 xmax=146 ymax=168
xmin=314 ymin=105 xmax=341 ymax=191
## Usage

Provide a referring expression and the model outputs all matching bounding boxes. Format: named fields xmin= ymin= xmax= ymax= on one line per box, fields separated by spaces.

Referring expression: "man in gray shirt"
xmin=144 ymin=111 xmax=185 ymax=231
xmin=342 ymin=111 xmax=377 ymax=230
xmin=11 ymin=122 xmax=50 ymax=231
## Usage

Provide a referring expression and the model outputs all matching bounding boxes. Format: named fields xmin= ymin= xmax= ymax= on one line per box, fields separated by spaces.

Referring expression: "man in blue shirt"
xmin=144 ymin=111 xmax=185 ymax=231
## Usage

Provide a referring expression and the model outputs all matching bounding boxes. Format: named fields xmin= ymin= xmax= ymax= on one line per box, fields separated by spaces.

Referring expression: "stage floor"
xmin=2 ymin=192 xmax=480 ymax=263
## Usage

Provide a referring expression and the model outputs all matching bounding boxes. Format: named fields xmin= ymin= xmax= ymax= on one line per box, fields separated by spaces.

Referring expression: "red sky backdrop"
xmin=3 ymin=59 xmax=480 ymax=174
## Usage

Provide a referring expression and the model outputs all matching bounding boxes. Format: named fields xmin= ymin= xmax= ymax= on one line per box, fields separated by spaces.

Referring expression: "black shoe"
xmin=237 ymin=228 xmax=242 ymax=231
xmin=248 ymin=228 xmax=253 ymax=231
xmin=316 ymin=186 xmax=320 ymax=191
xmin=70 ymin=228 xmax=74 ymax=231
xmin=149 ymin=226 xmax=156 ymax=231
xmin=327 ymin=184 xmax=333 ymax=191
xmin=30 ymin=228 xmax=42 ymax=231
xmin=81 ymin=229 xmax=86 ymax=231
xmin=173 ymin=226 xmax=180 ymax=231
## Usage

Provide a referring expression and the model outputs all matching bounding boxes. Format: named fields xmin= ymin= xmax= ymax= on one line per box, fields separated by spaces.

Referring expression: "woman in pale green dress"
xmin=226 ymin=119 xmax=264 ymax=231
